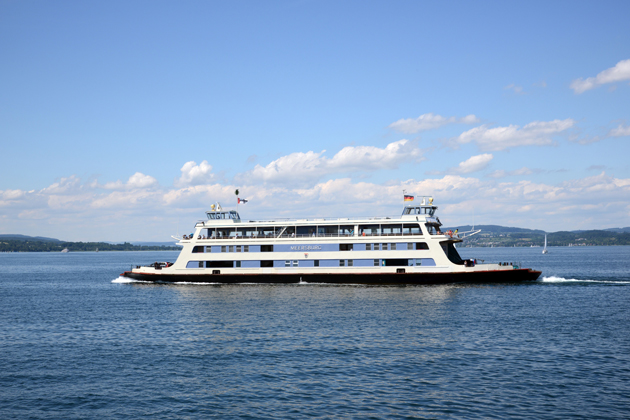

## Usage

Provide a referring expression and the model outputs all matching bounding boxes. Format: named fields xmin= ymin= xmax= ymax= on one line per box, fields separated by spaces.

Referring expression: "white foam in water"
xmin=542 ymin=276 xmax=630 ymax=284
xmin=112 ymin=276 xmax=143 ymax=283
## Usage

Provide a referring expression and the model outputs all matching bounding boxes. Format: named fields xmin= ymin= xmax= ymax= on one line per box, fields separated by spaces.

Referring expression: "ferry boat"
xmin=120 ymin=197 xmax=541 ymax=284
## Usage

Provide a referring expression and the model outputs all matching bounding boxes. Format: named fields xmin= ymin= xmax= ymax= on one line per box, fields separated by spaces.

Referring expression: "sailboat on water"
xmin=542 ymin=234 xmax=548 ymax=254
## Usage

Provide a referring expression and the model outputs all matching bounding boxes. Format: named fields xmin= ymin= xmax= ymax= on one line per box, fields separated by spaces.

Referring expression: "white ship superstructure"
xmin=121 ymin=197 xmax=541 ymax=284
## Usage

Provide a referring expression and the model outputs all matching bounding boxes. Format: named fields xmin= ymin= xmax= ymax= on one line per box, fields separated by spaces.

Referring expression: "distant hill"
xmin=448 ymin=227 xmax=630 ymax=247
xmin=130 ymin=241 xmax=179 ymax=247
xmin=445 ymin=225 xmax=546 ymax=235
xmin=0 ymin=235 xmax=180 ymax=252
xmin=604 ymin=227 xmax=630 ymax=233
xmin=0 ymin=234 xmax=61 ymax=243
xmin=0 ymin=235 xmax=176 ymax=247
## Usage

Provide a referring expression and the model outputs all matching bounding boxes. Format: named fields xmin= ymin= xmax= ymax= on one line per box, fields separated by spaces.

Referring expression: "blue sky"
xmin=1 ymin=0 xmax=629 ymax=241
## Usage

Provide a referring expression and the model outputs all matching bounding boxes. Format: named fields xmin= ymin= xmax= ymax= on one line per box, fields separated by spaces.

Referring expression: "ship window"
xmin=244 ymin=245 xmax=249 ymax=252
xmin=261 ymin=245 xmax=273 ymax=252
xmin=206 ymin=261 xmax=234 ymax=268
xmin=383 ymin=259 xmax=408 ymax=266
xmin=236 ymin=246 xmax=241 ymax=252
xmin=261 ymin=260 xmax=273 ymax=267
xmin=403 ymin=224 xmax=422 ymax=235
xmin=340 ymin=225 xmax=354 ymax=236
xmin=321 ymin=226 xmax=339 ymax=236
xmin=340 ymin=260 xmax=345 ymax=266
xmin=348 ymin=259 xmax=353 ymax=266
xmin=416 ymin=242 xmax=429 ymax=250
xmin=236 ymin=261 xmax=241 ymax=267
xmin=199 ymin=261 xmax=203 ymax=268
xmin=374 ymin=243 xmax=380 ymax=251
xmin=407 ymin=243 xmax=413 ymax=250
xmin=229 ymin=246 xmax=234 ymax=252
xmin=382 ymin=243 xmax=388 ymax=250
xmin=293 ymin=260 xmax=298 ymax=267
xmin=285 ymin=261 xmax=291 ymax=267
xmin=391 ymin=243 xmax=397 ymax=250
xmin=340 ymin=244 xmax=353 ymax=251
xmin=366 ymin=243 xmax=371 ymax=251
xmin=382 ymin=224 xmax=402 ymax=236
xmin=359 ymin=224 xmax=380 ymax=236
xmin=314 ymin=260 xmax=319 ymax=267
xmin=221 ymin=246 xmax=226 ymax=253
xmin=374 ymin=259 xmax=379 ymax=266
xmin=297 ymin=226 xmax=317 ymax=236
xmin=192 ymin=246 xmax=204 ymax=253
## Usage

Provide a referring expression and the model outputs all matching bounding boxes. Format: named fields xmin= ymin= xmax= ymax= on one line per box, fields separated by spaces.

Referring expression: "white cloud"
xmin=456 ymin=154 xmax=494 ymax=174
xmin=128 ymin=172 xmax=158 ymax=189
xmin=175 ymin=160 xmax=215 ymax=187
xmin=2 ymin=170 xmax=630 ymax=241
xmin=452 ymin=119 xmax=575 ymax=151
xmin=1 ymin=189 xmax=27 ymax=201
xmin=428 ymin=154 xmax=494 ymax=176
xmin=570 ymin=59 xmax=630 ymax=94
xmin=40 ymin=175 xmax=82 ymax=194
xmin=388 ymin=113 xmax=480 ymax=134
xmin=240 ymin=140 xmax=423 ymax=186
xmin=609 ymin=124 xmax=630 ymax=137
xmin=103 ymin=172 xmax=158 ymax=190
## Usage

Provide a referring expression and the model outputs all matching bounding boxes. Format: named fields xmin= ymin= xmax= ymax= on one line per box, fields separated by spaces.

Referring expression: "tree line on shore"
xmin=0 ymin=240 xmax=179 ymax=252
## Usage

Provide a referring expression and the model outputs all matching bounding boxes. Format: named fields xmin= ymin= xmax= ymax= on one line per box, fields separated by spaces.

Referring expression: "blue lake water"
xmin=1 ymin=246 xmax=629 ymax=419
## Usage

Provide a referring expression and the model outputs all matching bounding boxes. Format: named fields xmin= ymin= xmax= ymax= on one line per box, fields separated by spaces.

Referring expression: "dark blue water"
xmin=1 ymin=247 xmax=629 ymax=419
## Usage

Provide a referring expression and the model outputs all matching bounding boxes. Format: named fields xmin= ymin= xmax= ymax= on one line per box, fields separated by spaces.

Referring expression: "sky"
xmin=1 ymin=0 xmax=629 ymax=242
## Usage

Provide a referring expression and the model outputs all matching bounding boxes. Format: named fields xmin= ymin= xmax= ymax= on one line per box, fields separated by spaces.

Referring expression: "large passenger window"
xmin=403 ymin=224 xmax=422 ymax=235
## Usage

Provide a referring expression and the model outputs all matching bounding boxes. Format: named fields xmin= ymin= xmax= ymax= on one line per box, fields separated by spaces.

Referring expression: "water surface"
xmin=1 ymin=247 xmax=629 ymax=419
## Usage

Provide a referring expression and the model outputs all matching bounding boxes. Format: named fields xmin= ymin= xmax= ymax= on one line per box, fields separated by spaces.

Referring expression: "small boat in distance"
xmin=542 ymin=234 xmax=548 ymax=254
xmin=121 ymin=196 xmax=542 ymax=284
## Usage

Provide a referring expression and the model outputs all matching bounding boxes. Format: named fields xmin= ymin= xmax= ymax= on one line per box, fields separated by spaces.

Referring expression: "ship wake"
xmin=542 ymin=276 xmax=630 ymax=284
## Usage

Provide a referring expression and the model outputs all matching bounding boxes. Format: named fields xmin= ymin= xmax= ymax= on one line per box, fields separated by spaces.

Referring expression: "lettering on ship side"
xmin=290 ymin=245 xmax=323 ymax=251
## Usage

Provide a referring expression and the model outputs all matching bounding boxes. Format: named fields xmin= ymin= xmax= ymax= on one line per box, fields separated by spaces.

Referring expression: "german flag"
xmin=404 ymin=195 xmax=414 ymax=202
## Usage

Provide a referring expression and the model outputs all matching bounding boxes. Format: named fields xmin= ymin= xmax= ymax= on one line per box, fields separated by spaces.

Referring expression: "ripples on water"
xmin=1 ymin=247 xmax=629 ymax=419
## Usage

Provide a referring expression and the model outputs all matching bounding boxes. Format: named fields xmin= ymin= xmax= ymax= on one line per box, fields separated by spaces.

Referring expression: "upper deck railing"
xmin=180 ymin=231 xmax=460 ymax=241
